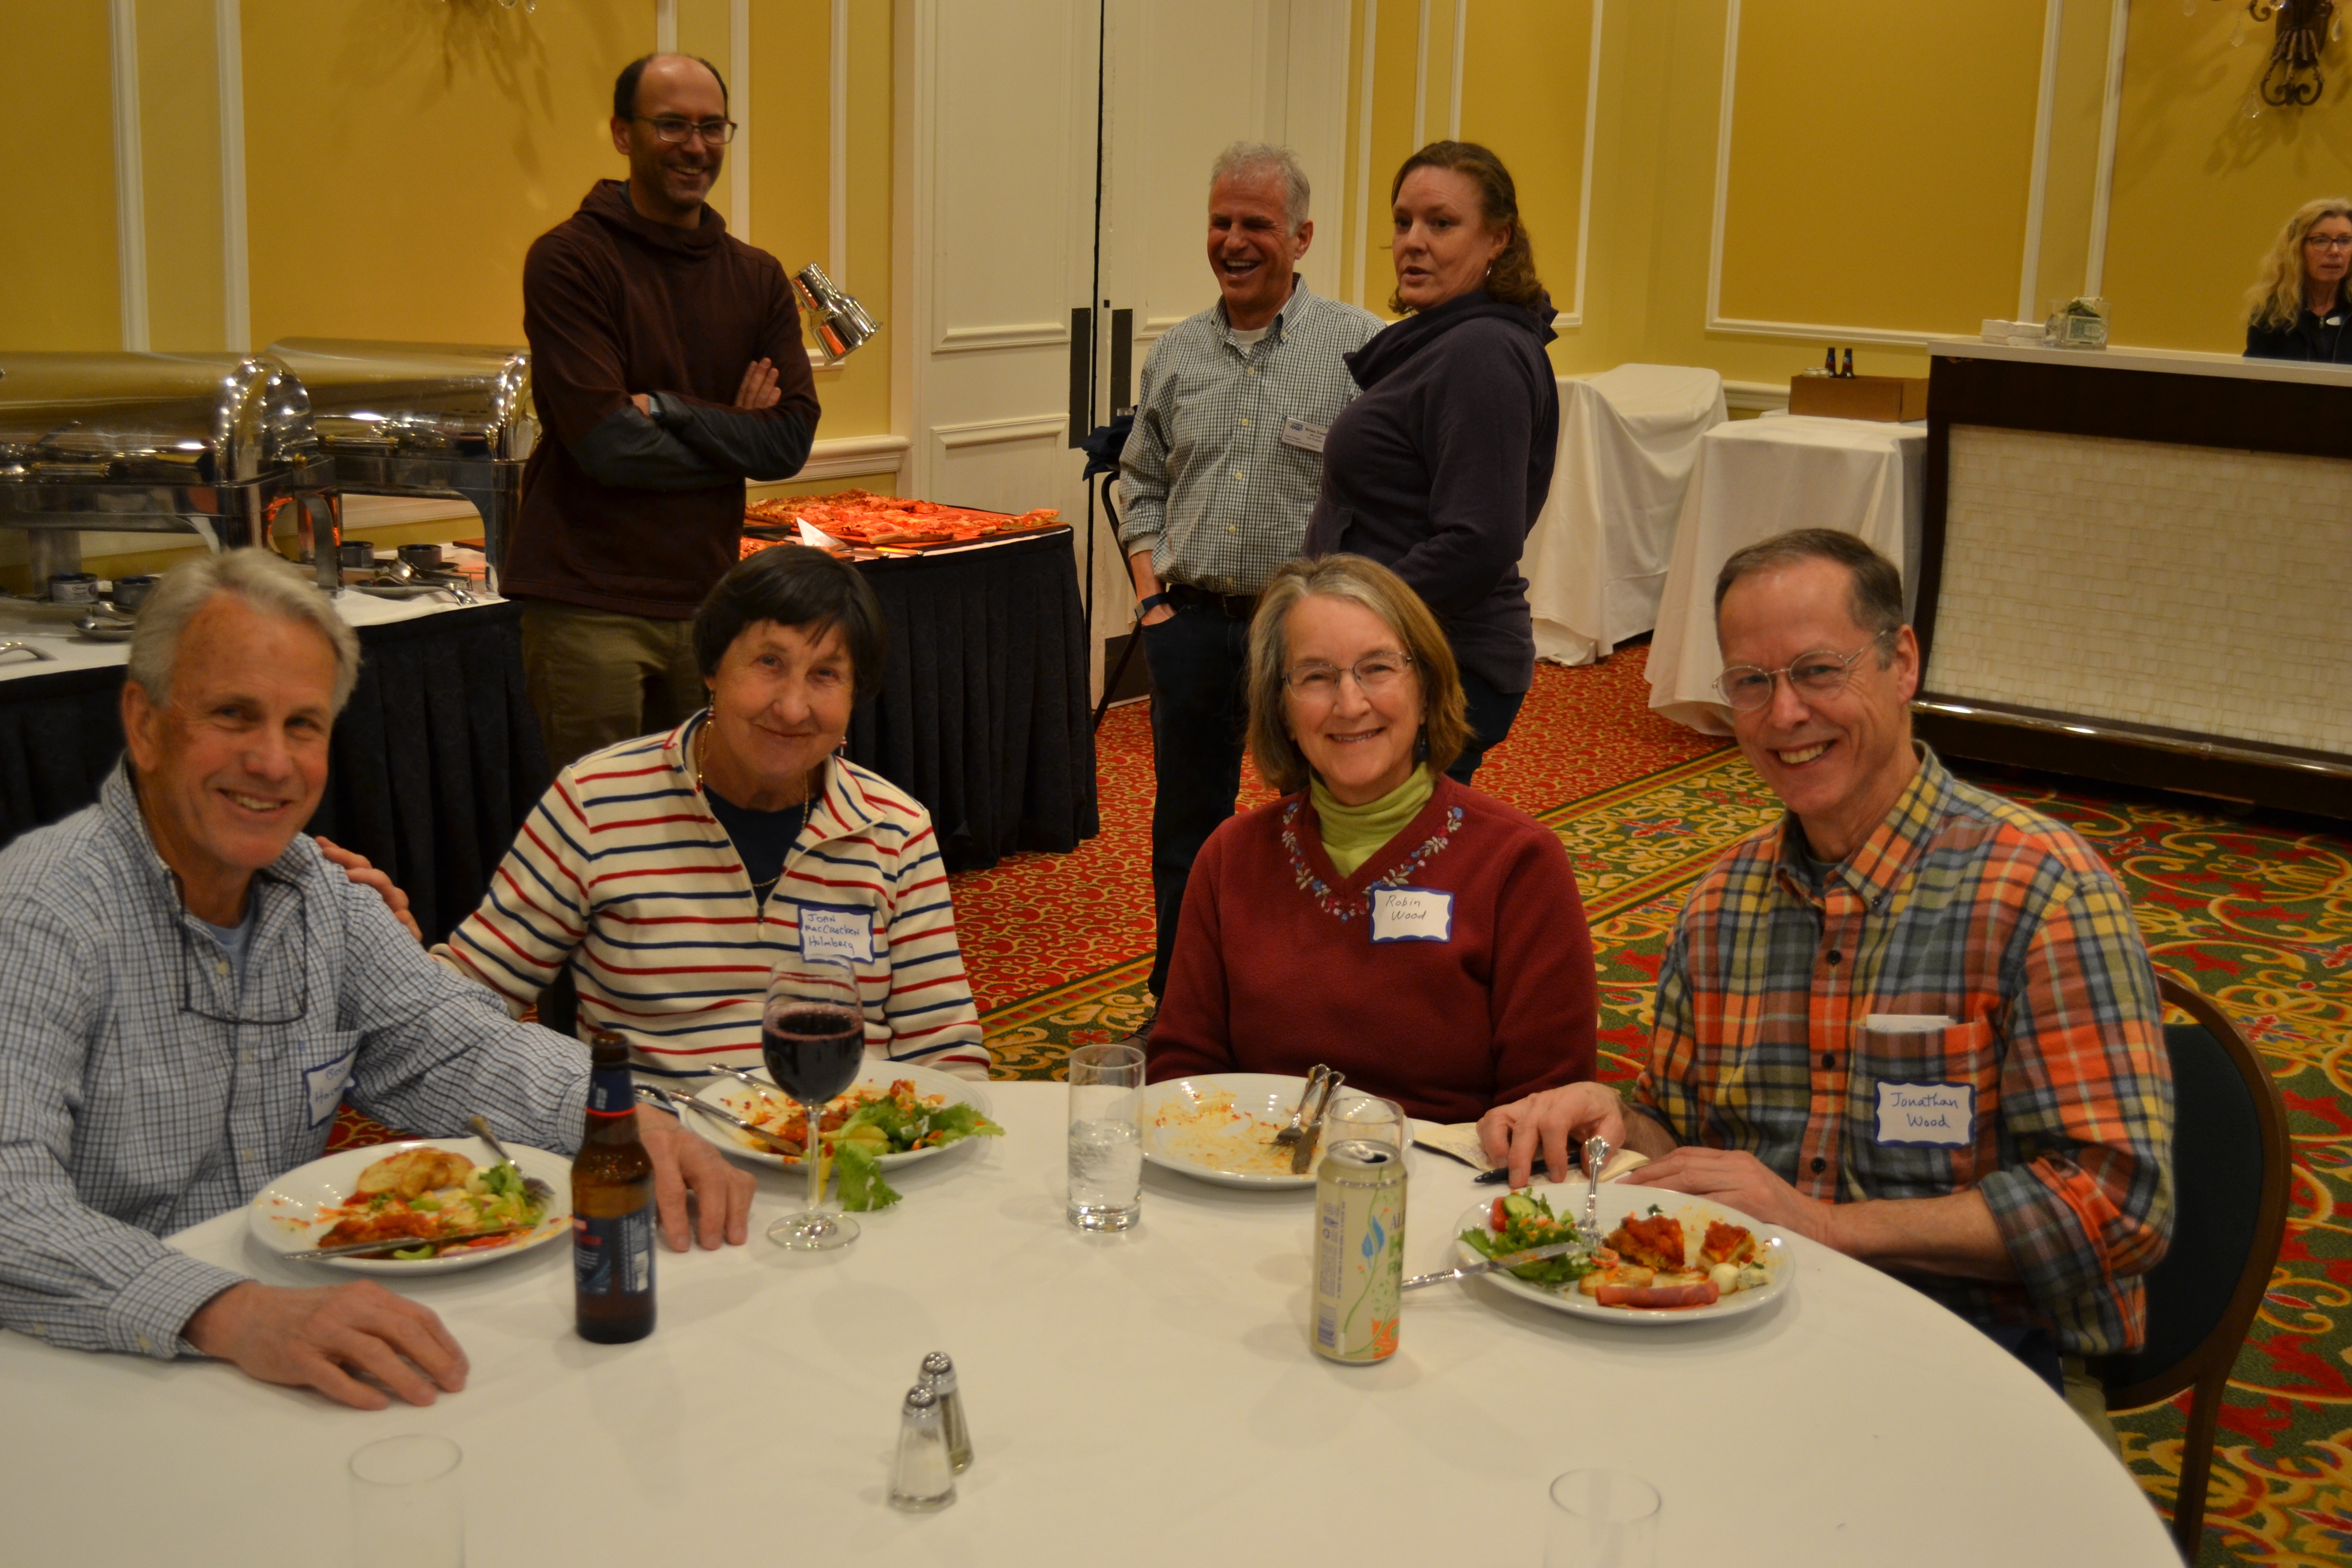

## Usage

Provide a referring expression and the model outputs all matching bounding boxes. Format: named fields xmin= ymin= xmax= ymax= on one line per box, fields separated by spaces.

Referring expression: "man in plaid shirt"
xmin=1486 ymin=529 xmax=2172 ymax=1447
xmin=1117 ymin=142 xmax=1385 ymax=1010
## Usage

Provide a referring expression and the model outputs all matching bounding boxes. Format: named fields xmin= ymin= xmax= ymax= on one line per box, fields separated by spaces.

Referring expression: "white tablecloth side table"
xmin=1646 ymin=414 xmax=1927 ymax=734
xmin=1523 ymin=364 xmax=1728 ymax=666
xmin=0 ymin=1083 xmax=2176 ymax=1565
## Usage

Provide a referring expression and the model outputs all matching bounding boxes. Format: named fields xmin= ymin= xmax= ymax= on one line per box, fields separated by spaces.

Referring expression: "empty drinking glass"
xmin=1066 ymin=1042 xmax=1144 ymax=1231
xmin=1545 ymin=1468 xmax=1660 ymax=1568
xmin=349 ymin=1435 xmax=463 ymax=1568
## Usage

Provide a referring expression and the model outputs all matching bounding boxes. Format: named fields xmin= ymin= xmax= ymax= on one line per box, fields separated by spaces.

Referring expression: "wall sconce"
xmin=793 ymin=265 xmax=881 ymax=364
xmin=2201 ymin=0 xmax=2341 ymax=112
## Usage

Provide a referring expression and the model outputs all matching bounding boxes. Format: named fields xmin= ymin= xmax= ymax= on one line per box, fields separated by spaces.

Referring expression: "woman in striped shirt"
xmin=432 ymin=545 xmax=988 ymax=1082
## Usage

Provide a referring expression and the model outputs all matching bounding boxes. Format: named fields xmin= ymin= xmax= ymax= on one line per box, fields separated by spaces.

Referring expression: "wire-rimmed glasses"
xmin=1282 ymin=651 xmax=1415 ymax=703
xmin=631 ymin=115 xmax=738 ymax=145
xmin=1712 ymin=631 xmax=1892 ymax=713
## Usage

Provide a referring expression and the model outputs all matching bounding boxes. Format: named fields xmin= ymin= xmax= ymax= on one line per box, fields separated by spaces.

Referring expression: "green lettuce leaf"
xmin=834 ymin=1141 xmax=903 ymax=1212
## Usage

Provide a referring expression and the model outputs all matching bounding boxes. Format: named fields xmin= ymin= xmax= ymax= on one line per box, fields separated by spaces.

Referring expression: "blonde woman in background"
xmin=2245 ymin=197 xmax=2352 ymax=361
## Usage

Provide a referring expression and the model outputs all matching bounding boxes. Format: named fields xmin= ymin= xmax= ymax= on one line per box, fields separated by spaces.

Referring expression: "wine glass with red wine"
xmin=762 ymin=959 xmax=867 ymax=1250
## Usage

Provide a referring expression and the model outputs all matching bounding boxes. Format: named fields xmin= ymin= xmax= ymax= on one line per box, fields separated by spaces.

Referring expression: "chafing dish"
xmin=0 ymin=351 xmax=336 ymax=590
xmin=264 ymin=339 xmax=535 ymax=579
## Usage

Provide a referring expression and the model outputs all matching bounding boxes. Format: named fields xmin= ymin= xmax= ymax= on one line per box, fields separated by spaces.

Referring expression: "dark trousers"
xmin=1143 ymin=606 xmax=1254 ymax=1000
xmin=1447 ymin=669 xmax=1528 ymax=785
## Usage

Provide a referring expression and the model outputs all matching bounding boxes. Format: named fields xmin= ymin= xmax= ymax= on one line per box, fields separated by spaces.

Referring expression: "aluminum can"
xmin=1311 ymin=1137 xmax=1406 ymax=1362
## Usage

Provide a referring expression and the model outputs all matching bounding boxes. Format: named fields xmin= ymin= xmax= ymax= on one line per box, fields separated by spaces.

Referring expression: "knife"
xmin=282 ymin=1222 xmax=543 ymax=1262
xmin=1288 ymin=1068 xmax=1345 ymax=1175
xmin=635 ymin=1081 xmax=804 ymax=1160
xmin=1400 ymin=1237 xmax=1590 ymax=1292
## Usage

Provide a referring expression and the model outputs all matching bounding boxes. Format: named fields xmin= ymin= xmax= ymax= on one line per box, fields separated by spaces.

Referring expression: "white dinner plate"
xmin=683 ymin=1063 xmax=995 ymax=1170
xmin=1137 ymin=1073 xmax=1385 ymax=1190
xmin=247 ymin=1138 xmax=572 ymax=1276
xmin=1453 ymin=1184 xmax=1796 ymax=1324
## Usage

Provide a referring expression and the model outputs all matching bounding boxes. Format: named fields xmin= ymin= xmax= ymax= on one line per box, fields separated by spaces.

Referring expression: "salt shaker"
xmin=919 ymin=1351 xmax=973 ymax=1472
xmin=888 ymin=1384 xmax=956 ymax=1512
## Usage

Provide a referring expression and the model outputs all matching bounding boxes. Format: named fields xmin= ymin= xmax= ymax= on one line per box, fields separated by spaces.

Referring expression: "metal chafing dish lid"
xmin=0 ymin=351 xmax=320 ymax=484
xmin=263 ymin=339 xmax=534 ymax=459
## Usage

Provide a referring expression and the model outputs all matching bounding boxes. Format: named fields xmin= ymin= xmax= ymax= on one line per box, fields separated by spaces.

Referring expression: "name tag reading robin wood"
xmin=1873 ymin=1082 xmax=1975 ymax=1148
xmin=798 ymin=904 xmax=876 ymax=966
xmin=1279 ymin=415 xmax=1328 ymax=454
xmin=1369 ymin=888 xmax=1453 ymax=943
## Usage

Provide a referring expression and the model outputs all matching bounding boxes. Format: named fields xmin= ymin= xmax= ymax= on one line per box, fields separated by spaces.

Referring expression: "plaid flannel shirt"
xmin=1635 ymin=748 xmax=2173 ymax=1356
xmin=1116 ymin=280 xmax=1386 ymax=595
xmin=0 ymin=764 xmax=590 ymax=1361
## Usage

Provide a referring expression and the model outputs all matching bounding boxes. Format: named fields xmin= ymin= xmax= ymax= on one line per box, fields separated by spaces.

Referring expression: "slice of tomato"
xmin=1491 ymin=1196 xmax=1509 ymax=1232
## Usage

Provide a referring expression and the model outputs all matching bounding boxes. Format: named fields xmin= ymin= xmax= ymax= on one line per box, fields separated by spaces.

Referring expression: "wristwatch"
xmin=1138 ymin=592 xmax=1171 ymax=615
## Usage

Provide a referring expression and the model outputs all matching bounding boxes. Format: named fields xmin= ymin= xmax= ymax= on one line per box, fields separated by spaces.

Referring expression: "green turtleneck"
xmin=1310 ymin=764 xmax=1435 ymax=877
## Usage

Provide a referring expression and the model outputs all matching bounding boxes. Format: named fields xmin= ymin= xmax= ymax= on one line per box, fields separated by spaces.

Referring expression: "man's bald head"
xmin=612 ymin=53 xmax=728 ymax=121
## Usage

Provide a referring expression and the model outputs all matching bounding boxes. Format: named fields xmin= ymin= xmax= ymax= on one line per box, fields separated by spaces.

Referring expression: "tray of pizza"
xmin=743 ymin=488 xmax=1062 ymax=551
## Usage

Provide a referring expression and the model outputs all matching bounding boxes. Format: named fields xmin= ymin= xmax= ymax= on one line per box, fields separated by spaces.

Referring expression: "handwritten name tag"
xmin=1873 ymin=1081 xmax=1975 ymax=1147
xmin=1369 ymin=888 xmax=1453 ymax=943
xmin=798 ymin=904 xmax=875 ymax=965
xmin=1279 ymin=415 xmax=1328 ymax=454
xmin=304 ymin=1043 xmax=358 ymax=1129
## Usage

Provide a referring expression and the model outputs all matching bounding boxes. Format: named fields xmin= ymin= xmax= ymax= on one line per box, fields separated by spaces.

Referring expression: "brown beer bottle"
xmin=574 ymin=1033 xmax=656 ymax=1343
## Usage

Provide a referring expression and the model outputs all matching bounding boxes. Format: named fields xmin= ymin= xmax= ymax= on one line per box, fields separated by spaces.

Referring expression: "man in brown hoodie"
xmin=505 ymin=53 xmax=822 ymax=769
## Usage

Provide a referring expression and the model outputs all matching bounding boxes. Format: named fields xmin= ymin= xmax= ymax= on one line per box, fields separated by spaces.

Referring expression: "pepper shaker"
xmin=888 ymin=1384 xmax=957 ymax=1511
xmin=919 ymin=1351 xmax=973 ymax=1472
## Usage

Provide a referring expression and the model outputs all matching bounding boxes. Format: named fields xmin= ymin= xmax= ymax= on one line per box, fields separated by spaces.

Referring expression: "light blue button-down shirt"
xmin=0 ymin=764 xmax=591 ymax=1360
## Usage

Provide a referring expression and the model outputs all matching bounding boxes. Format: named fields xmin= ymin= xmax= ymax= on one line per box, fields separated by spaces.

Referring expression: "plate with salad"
xmin=684 ymin=1064 xmax=1001 ymax=1211
xmin=1454 ymin=1185 xmax=1794 ymax=1324
xmin=247 ymin=1138 xmax=571 ymax=1275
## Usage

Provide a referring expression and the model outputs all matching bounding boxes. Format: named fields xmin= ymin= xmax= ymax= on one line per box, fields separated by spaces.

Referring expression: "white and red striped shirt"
xmin=434 ymin=714 xmax=988 ymax=1081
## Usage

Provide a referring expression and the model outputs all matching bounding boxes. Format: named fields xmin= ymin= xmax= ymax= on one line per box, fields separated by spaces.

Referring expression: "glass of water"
xmin=1545 ymin=1468 xmax=1660 ymax=1568
xmin=1066 ymin=1041 xmax=1145 ymax=1231
xmin=350 ymin=1435 xmax=464 ymax=1568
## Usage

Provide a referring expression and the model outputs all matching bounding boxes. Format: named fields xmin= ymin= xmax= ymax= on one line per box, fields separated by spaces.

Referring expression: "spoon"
xmin=465 ymin=1114 xmax=559 ymax=1209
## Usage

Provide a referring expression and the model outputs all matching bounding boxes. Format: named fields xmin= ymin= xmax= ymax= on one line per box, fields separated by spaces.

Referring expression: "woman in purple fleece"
xmin=1303 ymin=141 xmax=1559 ymax=783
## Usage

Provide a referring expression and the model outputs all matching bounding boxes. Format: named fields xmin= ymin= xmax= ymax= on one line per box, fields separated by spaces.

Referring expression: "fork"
xmin=1580 ymin=1135 xmax=1611 ymax=1246
xmin=465 ymin=1114 xmax=559 ymax=1209
xmin=1271 ymin=1065 xmax=1332 ymax=1148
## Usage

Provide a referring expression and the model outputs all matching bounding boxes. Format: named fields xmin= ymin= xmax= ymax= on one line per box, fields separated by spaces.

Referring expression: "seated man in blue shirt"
xmin=0 ymin=549 xmax=754 ymax=1409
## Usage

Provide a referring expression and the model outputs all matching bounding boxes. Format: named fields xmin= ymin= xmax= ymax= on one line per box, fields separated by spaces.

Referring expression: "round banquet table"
xmin=0 ymin=1084 xmax=2176 ymax=1565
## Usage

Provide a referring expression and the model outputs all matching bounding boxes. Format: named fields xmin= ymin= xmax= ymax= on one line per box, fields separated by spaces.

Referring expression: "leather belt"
xmin=1163 ymin=581 xmax=1260 ymax=620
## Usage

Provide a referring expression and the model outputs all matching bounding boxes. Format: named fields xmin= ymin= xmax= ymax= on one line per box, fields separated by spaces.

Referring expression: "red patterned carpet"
xmin=329 ymin=642 xmax=2351 ymax=1565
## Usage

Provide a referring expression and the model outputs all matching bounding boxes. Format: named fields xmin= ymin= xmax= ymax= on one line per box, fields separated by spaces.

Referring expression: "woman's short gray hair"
xmin=1210 ymin=141 xmax=1310 ymax=232
xmin=127 ymin=548 xmax=363 ymax=713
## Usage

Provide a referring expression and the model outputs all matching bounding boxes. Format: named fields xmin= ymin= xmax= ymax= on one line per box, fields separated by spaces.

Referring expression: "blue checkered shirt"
xmin=1116 ymin=281 xmax=1387 ymax=595
xmin=0 ymin=764 xmax=591 ymax=1360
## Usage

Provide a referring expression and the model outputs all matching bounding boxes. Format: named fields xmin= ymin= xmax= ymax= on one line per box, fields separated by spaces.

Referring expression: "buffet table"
xmin=847 ymin=528 xmax=1098 ymax=870
xmin=1523 ymin=365 xmax=1726 ymax=666
xmin=0 ymin=1083 xmax=2174 ymax=1564
xmin=1916 ymin=340 xmax=2352 ymax=818
xmin=0 ymin=590 xmax=544 ymax=945
xmin=1647 ymin=415 xmax=1926 ymax=734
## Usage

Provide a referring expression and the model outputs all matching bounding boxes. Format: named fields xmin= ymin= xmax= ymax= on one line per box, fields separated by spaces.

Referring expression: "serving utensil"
xmin=635 ymin=1080 xmax=803 ymax=1159
xmin=464 ymin=1114 xmax=558 ymax=1209
xmin=1401 ymin=1237 xmax=1590 ymax=1292
xmin=1270 ymin=1064 xmax=1331 ymax=1148
xmin=281 ymin=1222 xmax=541 ymax=1263
xmin=1580 ymin=1136 xmax=1611 ymax=1247
xmin=1287 ymin=1068 xmax=1345 ymax=1175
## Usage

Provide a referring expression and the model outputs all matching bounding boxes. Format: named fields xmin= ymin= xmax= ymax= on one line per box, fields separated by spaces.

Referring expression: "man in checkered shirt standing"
xmin=1117 ymin=142 xmax=1385 ymax=1014
xmin=1496 ymin=530 xmax=2174 ymax=1454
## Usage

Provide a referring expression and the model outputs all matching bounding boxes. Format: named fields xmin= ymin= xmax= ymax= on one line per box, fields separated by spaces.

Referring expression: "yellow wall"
xmin=1458 ymin=0 xmax=1594 ymax=321
xmin=0 ymin=6 xmax=121 ymax=348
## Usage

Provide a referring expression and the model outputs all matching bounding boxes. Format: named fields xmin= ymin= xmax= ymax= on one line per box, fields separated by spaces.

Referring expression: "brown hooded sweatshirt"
xmin=505 ymin=179 xmax=821 ymax=618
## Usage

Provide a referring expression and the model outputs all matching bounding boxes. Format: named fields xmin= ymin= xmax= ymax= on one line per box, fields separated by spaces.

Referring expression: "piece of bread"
xmin=354 ymin=1147 xmax=475 ymax=1200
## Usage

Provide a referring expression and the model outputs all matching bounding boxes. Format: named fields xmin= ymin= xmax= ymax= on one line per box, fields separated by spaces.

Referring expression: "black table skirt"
xmin=848 ymin=531 xmax=1100 ymax=870
xmin=0 ymin=537 xmax=1098 ymax=938
xmin=0 ymin=602 xmax=549 ymax=945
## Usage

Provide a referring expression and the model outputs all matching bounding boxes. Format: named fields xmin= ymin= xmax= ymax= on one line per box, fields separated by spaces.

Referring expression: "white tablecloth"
xmin=0 ymin=584 xmax=498 ymax=684
xmin=1523 ymin=365 xmax=1727 ymax=666
xmin=0 ymin=1084 xmax=2172 ymax=1564
xmin=1646 ymin=415 xmax=1927 ymax=734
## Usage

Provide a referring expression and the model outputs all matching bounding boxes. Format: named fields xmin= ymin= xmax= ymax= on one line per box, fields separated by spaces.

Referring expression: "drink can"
xmin=1311 ymin=1137 xmax=1405 ymax=1362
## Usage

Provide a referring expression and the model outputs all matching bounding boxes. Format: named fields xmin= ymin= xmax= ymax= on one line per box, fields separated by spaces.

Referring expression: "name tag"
xmin=304 ymin=1044 xmax=358 ymax=1129
xmin=1279 ymin=415 xmax=1328 ymax=454
xmin=798 ymin=903 xmax=875 ymax=965
xmin=1873 ymin=1081 xmax=1975 ymax=1147
xmin=1369 ymin=888 xmax=1452 ymax=943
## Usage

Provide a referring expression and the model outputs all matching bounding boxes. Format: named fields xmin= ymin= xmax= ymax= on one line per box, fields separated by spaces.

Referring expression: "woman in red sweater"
xmin=1147 ymin=554 xmax=1600 ymax=1185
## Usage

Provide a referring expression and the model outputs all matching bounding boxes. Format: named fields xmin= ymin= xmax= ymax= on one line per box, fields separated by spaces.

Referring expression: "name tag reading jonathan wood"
xmin=1369 ymin=888 xmax=1453 ymax=943
xmin=1873 ymin=1081 xmax=1975 ymax=1148
xmin=798 ymin=904 xmax=876 ymax=965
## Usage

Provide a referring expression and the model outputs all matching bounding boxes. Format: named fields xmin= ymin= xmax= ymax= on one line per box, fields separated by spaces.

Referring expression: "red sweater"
xmin=1148 ymin=776 xmax=1599 ymax=1124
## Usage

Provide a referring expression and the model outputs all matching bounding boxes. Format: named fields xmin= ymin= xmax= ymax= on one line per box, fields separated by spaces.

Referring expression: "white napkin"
xmin=1415 ymin=1122 xmax=1651 ymax=1182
